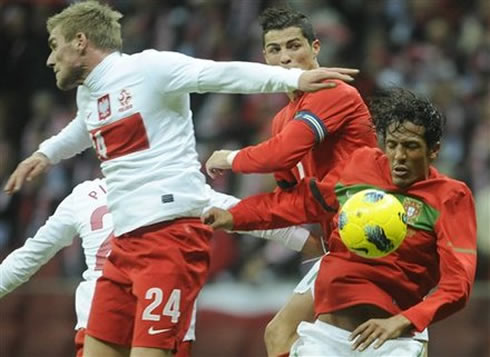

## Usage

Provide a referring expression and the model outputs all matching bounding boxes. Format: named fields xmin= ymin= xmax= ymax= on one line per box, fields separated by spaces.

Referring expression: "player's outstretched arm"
xmin=4 ymin=152 xmax=50 ymax=194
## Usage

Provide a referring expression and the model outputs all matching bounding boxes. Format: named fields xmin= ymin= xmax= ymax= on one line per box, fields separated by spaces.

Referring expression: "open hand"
xmin=4 ymin=152 xmax=50 ymax=194
xmin=298 ymin=67 xmax=359 ymax=92
xmin=350 ymin=314 xmax=413 ymax=351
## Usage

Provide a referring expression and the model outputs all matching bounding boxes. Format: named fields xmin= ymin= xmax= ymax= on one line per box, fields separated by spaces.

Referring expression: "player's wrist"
xmin=226 ymin=150 xmax=239 ymax=166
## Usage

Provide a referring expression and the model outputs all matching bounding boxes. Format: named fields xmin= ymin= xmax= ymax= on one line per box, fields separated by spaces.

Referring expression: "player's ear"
xmin=312 ymin=39 xmax=321 ymax=57
xmin=74 ymin=32 xmax=88 ymax=53
xmin=429 ymin=141 xmax=440 ymax=161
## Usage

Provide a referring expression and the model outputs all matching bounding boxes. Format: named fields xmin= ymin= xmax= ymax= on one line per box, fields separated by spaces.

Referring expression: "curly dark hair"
xmin=368 ymin=88 xmax=445 ymax=149
xmin=259 ymin=7 xmax=316 ymax=46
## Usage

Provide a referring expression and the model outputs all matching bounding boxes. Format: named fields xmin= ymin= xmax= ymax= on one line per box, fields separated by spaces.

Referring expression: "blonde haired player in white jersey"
xmin=4 ymin=1 xmax=354 ymax=356
xmin=0 ymin=178 xmax=322 ymax=356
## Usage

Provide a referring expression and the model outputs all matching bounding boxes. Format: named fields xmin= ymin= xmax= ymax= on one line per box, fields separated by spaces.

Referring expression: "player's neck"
xmin=83 ymin=49 xmax=116 ymax=81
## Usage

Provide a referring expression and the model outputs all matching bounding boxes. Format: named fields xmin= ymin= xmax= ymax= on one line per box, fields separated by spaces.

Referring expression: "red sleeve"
xmin=230 ymin=178 xmax=339 ymax=231
xmin=402 ymin=185 xmax=477 ymax=331
xmin=232 ymin=120 xmax=316 ymax=173
xmin=300 ymin=81 xmax=369 ymax=135
xmin=232 ymin=82 xmax=369 ymax=174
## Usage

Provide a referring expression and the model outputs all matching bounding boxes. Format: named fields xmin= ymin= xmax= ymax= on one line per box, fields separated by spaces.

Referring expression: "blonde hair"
xmin=47 ymin=0 xmax=123 ymax=51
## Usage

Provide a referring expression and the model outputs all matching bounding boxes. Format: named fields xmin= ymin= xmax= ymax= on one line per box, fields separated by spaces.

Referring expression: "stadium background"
xmin=0 ymin=0 xmax=488 ymax=356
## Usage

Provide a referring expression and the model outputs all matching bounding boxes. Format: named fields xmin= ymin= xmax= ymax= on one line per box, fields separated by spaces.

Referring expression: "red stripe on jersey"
xmin=90 ymin=113 xmax=150 ymax=161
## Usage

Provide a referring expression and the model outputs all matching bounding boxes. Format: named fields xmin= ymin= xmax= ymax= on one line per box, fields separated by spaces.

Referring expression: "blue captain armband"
xmin=294 ymin=111 xmax=327 ymax=144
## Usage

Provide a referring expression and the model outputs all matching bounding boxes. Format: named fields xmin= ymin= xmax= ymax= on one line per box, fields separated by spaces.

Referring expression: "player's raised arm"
xmin=196 ymin=59 xmax=358 ymax=94
xmin=145 ymin=50 xmax=358 ymax=96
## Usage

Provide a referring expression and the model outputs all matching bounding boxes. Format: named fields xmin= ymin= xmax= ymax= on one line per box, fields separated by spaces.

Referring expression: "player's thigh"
xmin=75 ymin=328 xmax=85 ymax=357
xmin=85 ymin=261 xmax=135 ymax=348
xmin=83 ymin=334 xmax=130 ymax=357
xmin=130 ymin=347 xmax=173 ymax=357
xmin=131 ymin=219 xmax=212 ymax=350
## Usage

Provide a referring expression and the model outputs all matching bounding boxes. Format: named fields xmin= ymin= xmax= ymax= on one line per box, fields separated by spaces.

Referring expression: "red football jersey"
xmin=232 ymin=80 xmax=377 ymax=188
xmin=230 ymin=147 xmax=477 ymax=332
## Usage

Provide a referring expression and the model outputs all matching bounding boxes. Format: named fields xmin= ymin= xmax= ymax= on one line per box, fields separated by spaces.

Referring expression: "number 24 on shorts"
xmin=143 ymin=288 xmax=181 ymax=323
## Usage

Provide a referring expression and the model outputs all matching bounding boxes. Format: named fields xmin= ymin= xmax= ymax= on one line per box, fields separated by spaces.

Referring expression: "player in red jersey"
xmin=205 ymin=8 xmax=377 ymax=356
xmin=206 ymin=8 xmax=376 ymax=184
xmin=203 ymin=88 xmax=477 ymax=356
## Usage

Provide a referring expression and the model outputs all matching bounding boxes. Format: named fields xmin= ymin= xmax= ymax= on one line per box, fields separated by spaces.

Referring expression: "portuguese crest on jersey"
xmin=402 ymin=197 xmax=423 ymax=224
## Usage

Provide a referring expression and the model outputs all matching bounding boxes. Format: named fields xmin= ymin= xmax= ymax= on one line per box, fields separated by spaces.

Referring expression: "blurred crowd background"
xmin=0 ymin=0 xmax=488 ymax=356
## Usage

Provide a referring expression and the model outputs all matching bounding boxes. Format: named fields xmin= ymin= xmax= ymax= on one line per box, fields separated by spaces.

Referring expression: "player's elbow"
xmin=443 ymin=278 xmax=473 ymax=313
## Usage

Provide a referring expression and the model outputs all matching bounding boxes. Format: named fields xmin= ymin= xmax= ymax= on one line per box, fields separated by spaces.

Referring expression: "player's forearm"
xmin=0 ymin=237 xmax=68 ymax=297
xmin=197 ymin=61 xmax=302 ymax=94
xmin=230 ymin=179 xmax=331 ymax=231
xmin=402 ymin=252 xmax=476 ymax=331
xmin=232 ymin=122 xmax=315 ymax=173
xmin=38 ymin=116 xmax=92 ymax=164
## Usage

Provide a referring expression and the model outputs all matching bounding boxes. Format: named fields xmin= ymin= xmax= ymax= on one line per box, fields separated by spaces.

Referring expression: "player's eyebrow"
xmin=265 ymin=37 xmax=301 ymax=49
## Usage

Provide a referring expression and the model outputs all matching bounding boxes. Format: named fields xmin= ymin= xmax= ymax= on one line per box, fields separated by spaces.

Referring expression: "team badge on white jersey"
xmin=97 ymin=94 xmax=111 ymax=120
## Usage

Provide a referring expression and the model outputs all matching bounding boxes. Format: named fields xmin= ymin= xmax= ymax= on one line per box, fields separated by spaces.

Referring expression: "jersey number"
xmin=90 ymin=205 xmax=114 ymax=271
xmin=89 ymin=112 xmax=150 ymax=161
xmin=142 ymin=288 xmax=181 ymax=323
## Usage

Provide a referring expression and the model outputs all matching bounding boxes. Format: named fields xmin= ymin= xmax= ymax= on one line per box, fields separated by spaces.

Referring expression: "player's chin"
xmin=57 ymin=79 xmax=77 ymax=91
xmin=57 ymin=73 xmax=81 ymax=91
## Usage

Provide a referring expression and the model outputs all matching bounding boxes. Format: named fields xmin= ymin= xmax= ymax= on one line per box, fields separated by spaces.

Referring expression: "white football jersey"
xmin=0 ymin=178 xmax=111 ymax=329
xmin=38 ymin=50 xmax=302 ymax=236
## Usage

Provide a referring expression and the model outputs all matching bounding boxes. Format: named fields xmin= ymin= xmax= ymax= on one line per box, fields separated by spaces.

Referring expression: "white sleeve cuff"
xmin=283 ymin=227 xmax=310 ymax=251
xmin=226 ymin=150 xmax=240 ymax=166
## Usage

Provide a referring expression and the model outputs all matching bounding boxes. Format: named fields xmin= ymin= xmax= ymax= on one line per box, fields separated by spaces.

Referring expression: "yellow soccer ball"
xmin=338 ymin=189 xmax=407 ymax=258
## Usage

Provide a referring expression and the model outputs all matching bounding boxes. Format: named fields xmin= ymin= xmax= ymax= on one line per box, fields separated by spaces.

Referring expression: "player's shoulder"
xmin=131 ymin=49 xmax=191 ymax=64
xmin=351 ymin=146 xmax=383 ymax=160
xmin=71 ymin=178 xmax=107 ymax=198
xmin=307 ymin=80 xmax=361 ymax=100
xmin=430 ymin=168 xmax=473 ymax=200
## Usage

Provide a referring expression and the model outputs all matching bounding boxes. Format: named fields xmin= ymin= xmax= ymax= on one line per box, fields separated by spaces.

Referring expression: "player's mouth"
xmin=393 ymin=165 xmax=409 ymax=178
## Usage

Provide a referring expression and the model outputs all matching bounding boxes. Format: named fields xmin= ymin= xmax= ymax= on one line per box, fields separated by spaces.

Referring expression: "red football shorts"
xmin=86 ymin=218 xmax=212 ymax=352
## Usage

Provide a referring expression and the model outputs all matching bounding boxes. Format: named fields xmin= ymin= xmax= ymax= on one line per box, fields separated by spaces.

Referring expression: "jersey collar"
xmin=83 ymin=51 xmax=122 ymax=91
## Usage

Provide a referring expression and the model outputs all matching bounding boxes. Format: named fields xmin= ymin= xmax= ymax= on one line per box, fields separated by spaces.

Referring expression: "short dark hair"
xmin=369 ymin=88 xmax=445 ymax=149
xmin=259 ymin=8 xmax=316 ymax=46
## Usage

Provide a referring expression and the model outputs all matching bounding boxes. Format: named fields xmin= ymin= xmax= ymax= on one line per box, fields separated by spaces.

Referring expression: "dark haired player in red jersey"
xmin=205 ymin=7 xmax=377 ymax=356
xmin=203 ymin=88 xmax=477 ymax=356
